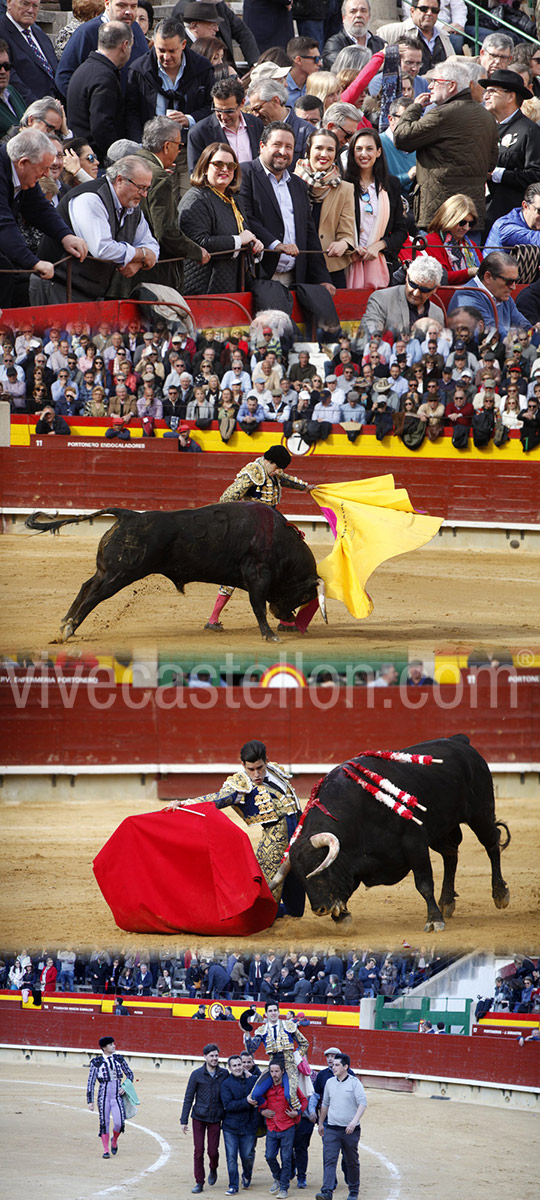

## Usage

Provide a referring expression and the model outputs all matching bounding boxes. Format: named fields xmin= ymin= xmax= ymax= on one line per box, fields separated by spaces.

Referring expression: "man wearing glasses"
xmin=66 ymin=21 xmax=133 ymax=165
xmin=322 ymin=101 xmax=365 ymax=148
xmin=187 ymin=77 xmax=263 ymax=173
xmin=393 ymin=57 xmax=498 ymax=229
xmin=30 ymin=154 xmax=159 ymax=302
xmin=363 ymin=254 xmax=445 ymax=336
xmin=285 ymin=35 xmax=321 ymax=107
xmin=480 ymin=68 xmax=540 ymax=235
xmin=448 ymin=251 xmax=530 ymax=336
xmin=377 ymin=2 xmax=453 ymax=75
xmin=0 ymin=40 xmax=28 ymax=136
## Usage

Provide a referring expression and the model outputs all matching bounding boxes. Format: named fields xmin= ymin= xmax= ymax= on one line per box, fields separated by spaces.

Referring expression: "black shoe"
xmin=204 ymin=621 xmax=224 ymax=632
xmin=192 ymin=1185 xmax=203 ymax=1194
xmin=102 ymin=1152 xmax=110 ymax=1159
xmin=111 ymin=1145 xmax=118 ymax=1155
xmin=242 ymin=1175 xmax=251 ymax=1189
xmin=208 ymin=1170 xmax=218 ymax=1186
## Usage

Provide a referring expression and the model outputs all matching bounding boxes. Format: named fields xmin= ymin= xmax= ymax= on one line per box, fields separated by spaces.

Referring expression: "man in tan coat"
xmin=393 ymin=56 xmax=498 ymax=229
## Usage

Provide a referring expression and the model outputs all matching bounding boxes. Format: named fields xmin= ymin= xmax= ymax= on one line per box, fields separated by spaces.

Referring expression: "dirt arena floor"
xmin=1 ymin=532 xmax=539 ymax=654
xmin=1 ymin=793 xmax=537 ymax=954
xmin=1 ymin=1061 xmax=538 ymax=1200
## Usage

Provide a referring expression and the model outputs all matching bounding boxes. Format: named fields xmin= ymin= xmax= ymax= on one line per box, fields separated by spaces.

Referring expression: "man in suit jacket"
xmin=239 ymin=121 xmax=333 ymax=290
xmin=187 ymin=76 xmax=263 ymax=174
xmin=174 ymin=0 xmax=259 ymax=71
xmin=0 ymin=129 xmax=87 ymax=305
xmin=363 ymin=255 xmax=445 ymax=337
xmin=0 ymin=38 xmax=26 ymax=136
xmin=248 ymin=953 xmax=267 ymax=1000
xmin=0 ymin=0 xmax=59 ymax=104
xmin=67 ymin=21 xmax=132 ymax=165
xmin=55 ymin=0 xmax=148 ymax=99
xmin=481 ymin=69 xmax=540 ymax=235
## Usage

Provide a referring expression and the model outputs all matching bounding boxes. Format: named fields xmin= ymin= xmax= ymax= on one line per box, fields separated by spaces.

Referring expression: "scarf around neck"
xmin=295 ymin=158 xmax=342 ymax=202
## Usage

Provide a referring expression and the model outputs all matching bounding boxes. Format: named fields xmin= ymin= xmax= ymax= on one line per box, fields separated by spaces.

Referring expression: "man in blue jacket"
xmin=485 ymin=182 xmax=540 ymax=251
xmin=448 ymin=251 xmax=530 ymax=337
xmin=220 ymin=1054 xmax=259 ymax=1195
xmin=55 ymin=0 xmax=148 ymax=98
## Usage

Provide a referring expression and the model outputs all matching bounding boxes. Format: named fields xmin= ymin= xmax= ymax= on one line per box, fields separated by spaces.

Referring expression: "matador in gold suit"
xmin=205 ymin=444 xmax=312 ymax=631
xmin=168 ymin=739 xmax=305 ymax=917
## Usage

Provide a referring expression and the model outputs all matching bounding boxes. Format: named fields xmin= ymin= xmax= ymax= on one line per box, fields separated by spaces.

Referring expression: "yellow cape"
xmin=311 ymin=475 xmax=443 ymax=619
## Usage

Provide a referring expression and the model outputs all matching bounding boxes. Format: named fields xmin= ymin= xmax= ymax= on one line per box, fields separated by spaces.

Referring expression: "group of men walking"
xmin=88 ymin=1027 xmax=367 ymax=1199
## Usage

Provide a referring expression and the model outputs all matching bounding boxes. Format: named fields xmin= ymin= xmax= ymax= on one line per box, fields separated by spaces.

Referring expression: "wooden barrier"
xmin=1 ymin=682 xmax=537 ymax=771
xmin=2 ymin=442 xmax=540 ymax=523
xmin=0 ymin=1006 xmax=537 ymax=1089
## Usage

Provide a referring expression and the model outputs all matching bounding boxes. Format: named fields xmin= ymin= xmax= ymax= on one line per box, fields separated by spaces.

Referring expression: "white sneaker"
xmin=278 ymin=1192 xmax=289 ymax=1199
xmin=269 ymin=1184 xmax=280 ymax=1195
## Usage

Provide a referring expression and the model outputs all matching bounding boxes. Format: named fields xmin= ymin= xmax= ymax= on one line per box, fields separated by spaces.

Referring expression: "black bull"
xmin=272 ymin=736 xmax=511 ymax=931
xmin=25 ymin=502 xmax=319 ymax=641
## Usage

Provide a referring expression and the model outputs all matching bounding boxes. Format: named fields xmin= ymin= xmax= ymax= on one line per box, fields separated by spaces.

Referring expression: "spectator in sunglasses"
xmin=0 ymin=38 xmax=26 ymax=137
xmin=400 ymin=193 xmax=483 ymax=284
xmin=61 ymin=136 xmax=99 ymax=190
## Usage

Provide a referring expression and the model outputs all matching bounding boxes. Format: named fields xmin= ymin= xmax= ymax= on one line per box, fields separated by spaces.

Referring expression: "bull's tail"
xmin=495 ymin=820 xmax=511 ymax=851
xmin=25 ymin=509 xmax=131 ymax=535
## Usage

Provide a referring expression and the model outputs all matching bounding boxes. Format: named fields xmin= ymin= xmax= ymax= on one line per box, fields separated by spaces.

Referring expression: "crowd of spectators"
xmin=3 ymin=310 xmax=540 ymax=451
xmin=479 ymin=954 xmax=540 ymax=1014
xmin=0 ymin=1 xmax=540 ymax=339
xmin=1 ymin=945 xmax=452 ymax=1002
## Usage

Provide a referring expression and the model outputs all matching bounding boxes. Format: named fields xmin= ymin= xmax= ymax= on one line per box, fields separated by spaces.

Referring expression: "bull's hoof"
xmin=204 ymin=621 xmax=224 ymax=632
xmin=440 ymin=900 xmax=456 ymax=919
xmin=424 ymin=919 xmax=446 ymax=932
xmin=493 ymin=887 xmax=510 ymax=909
xmin=60 ymin=621 xmax=74 ymax=641
xmin=264 ymin=634 xmax=280 ymax=642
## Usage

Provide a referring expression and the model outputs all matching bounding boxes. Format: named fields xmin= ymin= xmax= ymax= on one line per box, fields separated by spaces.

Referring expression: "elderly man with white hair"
xmin=246 ymin=78 xmax=311 ymax=164
xmin=0 ymin=128 xmax=87 ymax=305
xmin=30 ymin=153 xmax=159 ymax=302
xmin=393 ymin=56 xmax=498 ymax=229
xmin=362 ymin=255 xmax=446 ymax=337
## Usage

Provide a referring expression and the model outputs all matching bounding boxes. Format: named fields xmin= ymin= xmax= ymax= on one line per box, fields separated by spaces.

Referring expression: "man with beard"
xmin=323 ymin=0 xmax=384 ymax=70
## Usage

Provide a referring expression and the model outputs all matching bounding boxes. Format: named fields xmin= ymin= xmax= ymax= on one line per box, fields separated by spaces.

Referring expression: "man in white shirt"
xmin=30 ymin=155 xmax=159 ymax=302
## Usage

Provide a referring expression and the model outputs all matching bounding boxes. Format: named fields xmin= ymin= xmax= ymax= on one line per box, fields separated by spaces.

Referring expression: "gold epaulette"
xmin=221 ymin=770 xmax=253 ymax=795
xmin=268 ymin=761 xmax=293 ymax=781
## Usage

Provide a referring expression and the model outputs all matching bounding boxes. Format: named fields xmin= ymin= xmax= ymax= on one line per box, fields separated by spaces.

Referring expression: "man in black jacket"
xmin=239 ymin=121 xmax=333 ymax=289
xmin=187 ymin=76 xmax=263 ymax=173
xmin=67 ymin=21 xmax=133 ymax=165
xmin=481 ymin=69 xmax=540 ymax=235
xmin=220 ymin=1055 xmax=259 ymax=1194
xmin=125 ymin=16 xmax=213 ymax=144
xmin=0 ymin=129 xmax=87 ymax=305
xmin=0 ymin=0 xmax=59 ymax=104
xmin=176 ymin=0 xmax=259 ymax=71
xmin=323 ymin=0 xmax=384 ymax=70
xmin=181 ymin=1044 xmax=228 ymax=1195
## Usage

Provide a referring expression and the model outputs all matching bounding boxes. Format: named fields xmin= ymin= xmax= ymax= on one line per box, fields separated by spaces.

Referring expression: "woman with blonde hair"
xmin=305 ymin=70 xmax=341 ymax=111
xmin=178 ymin=142 xmax=263 ymax=295
xmin=86 ymin=385 xmax=107 ymax=417
xmin=295 ymin=128 xmax=355 ymax=286
xmin=399 ymin=193 xmax=482 ymax=284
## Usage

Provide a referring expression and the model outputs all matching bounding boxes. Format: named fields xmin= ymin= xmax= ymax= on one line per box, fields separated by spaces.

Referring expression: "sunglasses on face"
xmin=414 ymin=4 xmax=439 ymax=12
xmin=300 ymin=54 xmax=322 ymax=62
xmin=458 ymin=218 xmax=475 ymax=227
xmin=0 ymin=60 xmax=12 ymax=69
xmin=408 ymin=279 xmax=435 ymax=293
xmin=209 ymin=159 xmax=235 ymax=171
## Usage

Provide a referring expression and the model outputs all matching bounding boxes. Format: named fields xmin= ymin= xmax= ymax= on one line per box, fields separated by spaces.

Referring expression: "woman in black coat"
xmin=178 ymin=142 xmax=263 ymax=295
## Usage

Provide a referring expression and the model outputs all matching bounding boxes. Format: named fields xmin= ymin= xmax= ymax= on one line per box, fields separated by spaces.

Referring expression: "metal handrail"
xmin=460 ymin=0 xmax=539 ymax=53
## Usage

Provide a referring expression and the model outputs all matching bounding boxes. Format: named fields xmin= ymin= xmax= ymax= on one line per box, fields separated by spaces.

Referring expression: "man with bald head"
xmin=31 ymin=154 xmax=159 ymax=302
xmin=0 ymin=128 xmax=87 ymax=304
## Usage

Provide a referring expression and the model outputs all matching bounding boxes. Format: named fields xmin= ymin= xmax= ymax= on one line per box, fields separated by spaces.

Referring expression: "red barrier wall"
xmin=0 ymin=1008 xmax=536 ymax=1089
xmin=1 ymin=683 xmax=538 ymax=768
xmin=2 ymin=444 xmax=540 ymax=523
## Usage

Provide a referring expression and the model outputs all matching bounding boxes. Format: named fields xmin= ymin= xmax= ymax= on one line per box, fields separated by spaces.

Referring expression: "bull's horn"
xmin=317 ymin=579 xmax=328 ymax=624
xmin=306 ymin=832 xmax=340 ymax=878
xmin=269 ymin=859 xmax=291 ymax=891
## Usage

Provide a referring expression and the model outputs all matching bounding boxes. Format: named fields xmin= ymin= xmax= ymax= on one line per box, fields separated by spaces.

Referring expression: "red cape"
xmin=93 ymin=805 xmax=278 ymax=935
